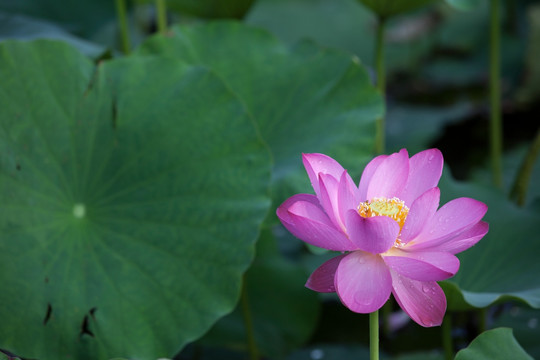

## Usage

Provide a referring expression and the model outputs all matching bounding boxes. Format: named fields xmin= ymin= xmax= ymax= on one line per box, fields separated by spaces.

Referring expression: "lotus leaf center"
xmin=73 ymin=203 xmax=86 ymax=219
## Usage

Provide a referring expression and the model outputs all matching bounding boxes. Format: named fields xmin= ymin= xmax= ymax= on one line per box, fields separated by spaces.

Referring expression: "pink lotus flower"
xmin=276 ymin=149 xmax=488 ymax=327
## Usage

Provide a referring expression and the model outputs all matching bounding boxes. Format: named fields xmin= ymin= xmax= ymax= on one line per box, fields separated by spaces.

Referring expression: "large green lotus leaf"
xmin=195 ymin=227 xmax=320 ymax=358
xmin=135 ymin=21 xmax=382 ymax=209
xmin=438 ymin=171 xmax=540 ymax=310
xmin=0 ymin=40 xmax=271 ymax=359
xmin=454 ymin=328 xmax=533 ymax=360
xmin=356 ymin=0 xmax=437 ymax=18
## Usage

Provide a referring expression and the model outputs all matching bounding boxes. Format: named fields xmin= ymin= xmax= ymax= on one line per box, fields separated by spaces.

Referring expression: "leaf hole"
xmin=43 ymin=303 xmax=52 ymax=326
xmin=79 ymin=315 xmax=94 ymax=338
xmin=111 ymin=96 xmax=118 ymax=129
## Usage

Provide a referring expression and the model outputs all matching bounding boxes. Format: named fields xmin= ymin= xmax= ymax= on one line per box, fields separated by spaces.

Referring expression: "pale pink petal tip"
xmin=365 ymin=149 xmax=409 ymax=200
xmin=408 ymin=197 xmax=488 ymax=251
xmin=400 ymin=148 xmax=444 ymax=206
xmin=302 ymin=153 xmax=346 ymax=198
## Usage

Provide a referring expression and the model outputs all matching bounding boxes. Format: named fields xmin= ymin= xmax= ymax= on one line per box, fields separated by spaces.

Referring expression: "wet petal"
xmin=401 ymin=187 xmax=440 ymax=244
xmin=306 ymin=254 xmax=346 ymax=293
xmin=407 ymin=197 xmax=488 ymax=251
xmin=319 ymin=173 xmax=344 ymax=230
xmin=358 ymin=154 xmax=387 ymax=201
xmin=383 ymin=248 xmax=460 ymax=281
xmin=277 ymin=195 xmax=356 ymax=251
xmin=423 ymin=221 xmax=489 ymax=254
xmin=366 ymin=149 xmax=409 ymax=200
xmin=277 ymin=194 xmax=326 ymax=225
xmin=346 ymin=210 xmax=400 ymax=254
xmin=400 ymin=149 xmax=444 ymax=206
xmin=335 ymin=252 xmax=392 ymax=313
xmin=390 ymin=269 xmax=446 ymax=327
xmin=338 ymin=170 xmax=361 ymax=230
xmin=303 ymin=153 xmax=346 ymax=200
xmin=286 ymin=203 xmax=356 ymax=251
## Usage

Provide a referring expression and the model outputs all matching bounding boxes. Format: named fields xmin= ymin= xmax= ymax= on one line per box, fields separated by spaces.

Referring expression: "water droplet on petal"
xmin=422 ymin=285 xmax=430 ymax=293
xmin=419 ymin=315 xmax=434 ymax=327
xmin=354 ymin=293 xmax=374 ymax=306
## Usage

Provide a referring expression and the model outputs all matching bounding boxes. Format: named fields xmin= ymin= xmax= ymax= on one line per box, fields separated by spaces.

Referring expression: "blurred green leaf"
xmin=439 ymin=171 xmax=540 ymax=310
xmin=136 ymin=21 xmax=382 ymax=211
xmin=516 ymin=4 xmax=540 ymax=104
xmin=454 ymin=328 xmax=533 ymax=360
xmin=471 ymin=143 xmax=540 ymax=207
xmin=246 ymin=0 xmax=436 ymax=72
xmin=445 ymin=0 xmax=485 ymax=12
xmin=386 ymin=102 xmax=473 ymax=154
xmin=0 ymin=0 xmax=115 ymax=37
xmin=199 ymin=228 xmax=320 ymax=358
xmin=0 ymin=12 xmax=105 ymax=58
xmin=0 ymin=40 xmax=271 ymax=359
xmin=165 ymin=0 xmax=255 ymax=19
xmin=287 ymin=344 xmax=371 ymax=360
xmin=246 ymin=0 xmax=375 ymax=67
xmin=392 ymin=351 xmax=444 ymax=360
xmin=492 ymin=305 xmax=540 ymax=359
xmin=356 ymin=0 xmax=437 ymax=19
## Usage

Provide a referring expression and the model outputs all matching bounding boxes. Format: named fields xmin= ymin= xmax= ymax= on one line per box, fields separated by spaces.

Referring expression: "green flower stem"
xmin=490 ymin=0 xmax=503 ymax=188
xmin=511 ymin=129 xmax=540 ymax=206
xmin=381 ymin=300 xmax=391 ymax=338
xmin=115 ymin=0 xmax=130 ymax=54
xmin=442 ymin=313 xmax=453 ymax=360
xmin=370 ymin=310 xmax=379 ymax=360
xmin=240 ymin=276 xmax=259 ymax=360
xmin=156 ymin=0 xmax=167 ymax=33
xmin=374 ymin=16 xmax=387 ymax=154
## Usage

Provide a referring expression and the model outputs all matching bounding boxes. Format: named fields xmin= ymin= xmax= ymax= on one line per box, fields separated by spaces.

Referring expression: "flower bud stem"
xmin=115 ymin=0 xmax=130 ymax=54
xmin=510 ymin=129 xmax=540 ymax=206
xmin=156 ymin=0 xmax=167 ymax=33
xmin=374 ymin=16 xmax=386 ymax=154
xmin=241 ymin=276 xmax=259 ymax=360
xmin=489 ymin=0 xmax=503 ymax=188
xmin=442 ymin=313 xmax=453 ymax=360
